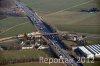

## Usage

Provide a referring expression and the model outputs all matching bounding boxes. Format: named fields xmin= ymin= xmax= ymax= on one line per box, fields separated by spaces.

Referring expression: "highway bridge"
xmin=15 ymin=1 xmax=83 ymax=66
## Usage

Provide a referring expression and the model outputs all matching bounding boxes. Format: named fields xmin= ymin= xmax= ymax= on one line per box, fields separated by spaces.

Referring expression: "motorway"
xmin=15 ymin=1 xmax=83 ymax=66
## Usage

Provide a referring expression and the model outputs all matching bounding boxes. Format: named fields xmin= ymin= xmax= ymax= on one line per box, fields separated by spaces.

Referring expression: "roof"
xmin=86 ymin=44 xmax=100 ymax=54
xmin=78 ymin=46 xmax=94 ymax=55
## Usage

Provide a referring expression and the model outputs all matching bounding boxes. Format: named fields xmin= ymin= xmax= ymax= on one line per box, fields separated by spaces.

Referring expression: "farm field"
xmin=83 ymin=62 xmax=100 ymax=66
xmin=0 ymin=17 xmax=36 ymax=38
xmin=0 ymin=12 xmax=100 ymax=38
xmin=0 ymin=49 xmax=53 ymax=62
xmin=1 ymin=62 xmax=64 ymax=66
xmin=0 ymin=1 xmax=100 ymax=66
xmin=43 ymin=11 xmax=100 ymax=34
xmin=1 ymin=62 xmax=100 ymax=66
xmin=0 ymin=0 xmax=100 ymax=38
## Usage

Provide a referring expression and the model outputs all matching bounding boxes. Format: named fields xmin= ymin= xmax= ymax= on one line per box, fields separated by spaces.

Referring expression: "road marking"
xmin=44 ymin=0 xmax=94 ymax=16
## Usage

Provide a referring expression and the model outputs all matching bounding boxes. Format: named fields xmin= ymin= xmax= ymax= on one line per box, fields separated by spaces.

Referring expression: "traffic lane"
xmin=44 ymin=35 xmax=78 ymax=66
xmin=16 ymin=1 xmax=83 ymax=66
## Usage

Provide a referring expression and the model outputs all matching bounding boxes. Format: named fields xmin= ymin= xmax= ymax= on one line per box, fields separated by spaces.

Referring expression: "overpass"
xmin=15 ymin=1 xmax=83 ymax=66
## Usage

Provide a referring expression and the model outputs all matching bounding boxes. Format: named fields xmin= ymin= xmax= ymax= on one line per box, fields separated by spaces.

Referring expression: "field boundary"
xmin=0 ymin=0 xmax=94 ymax=35
xmin=44 ymin=0 xmax=94 ymax=17
xmin=0 ymin=22 xmax=29 ymax=34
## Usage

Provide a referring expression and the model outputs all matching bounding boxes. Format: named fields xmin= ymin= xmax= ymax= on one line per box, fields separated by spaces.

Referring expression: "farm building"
xmin=73 ymin=44 xmax=100 ymax=58
xmin=74 ymin=46 xmax=94 ymax=58
xmin=85 ymin=44 xmax=100 ymax=58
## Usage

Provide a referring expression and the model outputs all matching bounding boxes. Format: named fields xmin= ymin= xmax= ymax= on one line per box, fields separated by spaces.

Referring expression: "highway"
xmin=16 ymin=1 xmax=83 ymax=66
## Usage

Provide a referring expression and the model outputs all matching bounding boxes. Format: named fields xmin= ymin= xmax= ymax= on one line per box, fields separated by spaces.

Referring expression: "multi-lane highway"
xmin=16 ymin=1 xmax=83 ymax=66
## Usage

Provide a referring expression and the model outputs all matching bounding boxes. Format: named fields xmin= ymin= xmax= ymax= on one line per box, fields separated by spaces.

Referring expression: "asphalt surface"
xmin=15 ymin=1 xmax=83 ymax=66
xmin=0 ymin=37 xmax=17 ymax=43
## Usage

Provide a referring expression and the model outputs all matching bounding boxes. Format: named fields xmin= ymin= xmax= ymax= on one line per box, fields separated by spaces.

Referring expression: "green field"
xmin=0 ymin=0 xmax=100 ymax=38
xmin=21 ymin=0 xmax=99 ymax=14
xmin=1 ymin=62 xmax=100 ymax=66
xmin=21 ymin=0 xmax=93 ymax=14
xmin=0 ymin=17 xmax=27 ymax=29
xmin=0 ymin=0 xmax=100 ymax=66
xmin=0 ymin=22 xmax=36 ymax=38
xmin=0 ymin=49 xmax=53 ymax=62
xmin=86 ymin=37 xmax=100 ymax=44
xmin=0 ymin=17 xmax=36 ymax=38
xmin=1 ymin=62 xmax=63 ymax=66
xmin=43 ymin=11 xmax=100 ymax=34
xmin=83 ymin=62 xmax=100 ymax=66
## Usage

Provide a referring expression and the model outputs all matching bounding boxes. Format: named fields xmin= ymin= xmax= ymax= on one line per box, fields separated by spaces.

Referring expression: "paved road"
xmin=0 ymin=36 xmax=17 ymax=43
xmin=16 ymin=1 xmax=83 ymax=66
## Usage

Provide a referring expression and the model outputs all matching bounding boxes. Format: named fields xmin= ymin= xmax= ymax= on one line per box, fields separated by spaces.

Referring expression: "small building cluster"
xmin=18 ymin=32 xmax=49 ymax=50
xmin=0 ymin=46 xmax=3 ymax=51
xmin=62 ymin=32 xmax=86 ymax=46
xmin=73 ymin=44 xmax=100 ymax=58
